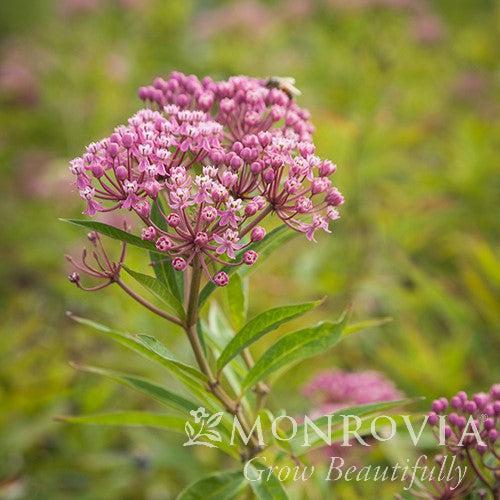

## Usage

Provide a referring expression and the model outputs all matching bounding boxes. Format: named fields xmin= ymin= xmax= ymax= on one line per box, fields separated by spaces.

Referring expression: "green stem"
xmin=183 ymin=257 xmax=262 ymax=456
xmin=116 ymin=278 xmax=183 ymax=326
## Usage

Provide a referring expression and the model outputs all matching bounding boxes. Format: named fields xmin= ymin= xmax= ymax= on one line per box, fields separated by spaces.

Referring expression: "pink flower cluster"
xmin=428 ymin=385 xmax=499 ymax=456
xmin=69 ymin=72 xmax=344 ymax=285
xmin=303 ymin=370 xmax=403 ymax=418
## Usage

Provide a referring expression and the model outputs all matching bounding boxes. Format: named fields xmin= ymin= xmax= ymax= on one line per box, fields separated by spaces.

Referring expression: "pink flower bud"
xmin=245 ymin=202 xmax=258 ymax=216
xmin=488 ymin=429 xmax=498 ymax=442
xmin=141 ymin=226 xmax=157 ymax=241
xmin=251 ymin=226 xmax=266 ymax=242
xmin=121 ymin=133 xmax=134 ymax=148
xmin=214 ymin=271 xmax=229 ymax=287
xmin=172 ymin=257 xmax=187 ymax=271
xmin=232 ymin=141 xmax=243 ymax=154
xmin=138 ymin=86 xmax=150 ymax=100
xmin=91 ymin=163 xmax=104 ymax=177
xmin=243 ymin=250 xmax=258 ymax=266
xmin=156 ymin=236 xmax=173 ymax=252
xmin=428 ymin=412 xmax=439 ymax=425
xmin=107 ymin=143 xmax=119 ymax=158
xmin=115 ymin=165 xmax=128 ymax=181
xmin=250 ymin=161 xmax=264 ymax=174
xmin=230 ymin=156 xmax=243 ymax=170
xmin=263 ymin=168 xmax=275 ymax=183
xmin=209 ymin=149 xmax=225 ymax=165
xmin=68 ymin=272 xmax=80 ymax=283
xmin=167 ymin=213 xmax=181 ymax=227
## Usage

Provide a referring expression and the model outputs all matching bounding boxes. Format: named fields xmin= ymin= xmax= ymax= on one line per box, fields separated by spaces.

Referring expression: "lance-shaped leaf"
xmin=198 ymin=225 xmax=294 ymax=307
xmin=57 ymin=411 xmax=238 ymax=458
xmin=217 ymin=300 xmax=321 ymax=371
xmin=56 ymin=411 xmax=186 ymax=431
xmin=123 ymin=266 xmax=185 ymax=319
xmin=61 ymin=218 xmax=157 ymax=252
xmin=177 ymin=470 xmax=246 ymax=500
xmin=68 ymin=314 xmax=206 ymax=387
xmin=246 ymin=463 xmax=289 ymax=500
xmin=71 ymin=363 xmax=199 ymax=413
xmin=223 ymin=272 xmax=248 ymax=331
xmin=288 ymin=398 xmax=417 ymax=455
xmin=242 ymin=315 xmax=348 ymax=392
xmin=342 ymin=317 xmax=392 ymax=337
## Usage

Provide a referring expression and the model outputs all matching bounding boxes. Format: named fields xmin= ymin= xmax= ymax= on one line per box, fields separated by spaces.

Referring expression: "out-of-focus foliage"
xmin=0 ymin=0 xmax=498 ymax=498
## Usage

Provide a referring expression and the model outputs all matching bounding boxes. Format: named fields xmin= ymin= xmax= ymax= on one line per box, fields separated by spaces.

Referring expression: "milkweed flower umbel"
xmin=425 ymin=385 xmax=499 ymax=496
xmin=69 ymin=72 xmax=344 ymax=285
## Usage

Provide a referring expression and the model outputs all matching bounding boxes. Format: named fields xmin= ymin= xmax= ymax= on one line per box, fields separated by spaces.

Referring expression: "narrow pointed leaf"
xmin=72 ymin=363 xmax=198 ymax=413
xmin=223 ymin=272 xmax=248 ymax=331
xmin=123 ymin=266 xmax=185 ymax=319
xmin=242 ymin=315 xmax=348 ymax=391
xmin=56 ymin=411 xmax=186 ymax=431
xmin=177 ymin=470 xmax=245 ymax=500
xmin=343 ymin=317 xmax=392 ymax=337
xmin=60 ymin=218 xmax=157 ymax=252
xmin=198 ymin=225 xmax=294 ymax=307
xmin=68 ymin=314 xmax=206 ymax=385
xmin=217 ymin=300 xmax=321 ymax=371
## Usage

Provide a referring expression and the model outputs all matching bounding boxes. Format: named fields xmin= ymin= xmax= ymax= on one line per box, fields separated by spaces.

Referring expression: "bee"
xmin=265 ymin=76 xmax=302 ymax=99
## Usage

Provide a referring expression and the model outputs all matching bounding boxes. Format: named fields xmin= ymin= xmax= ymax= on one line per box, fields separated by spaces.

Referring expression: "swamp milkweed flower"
xmin=69 ymin=72 xmax=344 ymax=286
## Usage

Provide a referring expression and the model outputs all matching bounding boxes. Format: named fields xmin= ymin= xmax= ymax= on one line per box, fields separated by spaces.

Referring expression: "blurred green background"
xmin=0 ymin=0 xmax=499 ymax=498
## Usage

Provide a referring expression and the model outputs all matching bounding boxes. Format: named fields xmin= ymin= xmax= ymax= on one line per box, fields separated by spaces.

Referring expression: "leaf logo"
xmin=183 ymin=407 xmax=223 ymax=448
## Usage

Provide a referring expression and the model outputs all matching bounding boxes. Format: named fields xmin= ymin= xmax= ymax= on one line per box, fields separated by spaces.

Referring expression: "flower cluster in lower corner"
xmin=425 ymin=384 xmax=499 ymax=495
xmin=68 ymin=72 xmax=344 ymax=287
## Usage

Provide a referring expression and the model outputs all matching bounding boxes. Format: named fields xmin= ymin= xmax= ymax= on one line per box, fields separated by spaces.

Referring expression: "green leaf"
xmin=177 ymin=470 xmax=245 ymax=500
xmin=242 ymin=315 xmax=348 ymax=391
xmin=224 ymin=272 xmax=248 ymax=331
xmin=289 ymin=399 xmax=417 ymax=455
xmin=217 ymin=301 xmax=321 ymax=371
xmin=56 ymin=411 xmax=186 ymax=432
xmin=68 ymin=314 xmax=206 ymax=388
xmin=57 ymin=410 xmax=239 ymax=459
xmin=342 ymin=317 xmax=392 ymax=338
xmin=71 ymin=363 xmax=198 ymax=413
xmin=123 ymin=265 xmax=185 ymax=319
xmin=60 ymin=218 xmax=157 ymax=252
xmin=198 ymin=225 xmax=294 ymax=307
xmin=247 ymin=463 xmax=289 ymax=499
